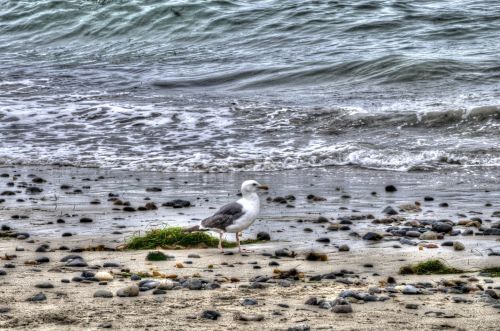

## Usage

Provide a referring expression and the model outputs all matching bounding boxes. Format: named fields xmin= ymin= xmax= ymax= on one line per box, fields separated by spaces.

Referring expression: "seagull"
xmin=200 ymin=180 xmax=268 ymax=252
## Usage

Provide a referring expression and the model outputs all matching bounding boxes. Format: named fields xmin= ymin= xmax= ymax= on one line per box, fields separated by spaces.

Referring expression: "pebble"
xmin=256 ymin=231 xmax=271 ymax=241
xmin=116 ymin=285 xmax=139 ymax=297
xmin=0 ymin=269 xmax=6 ymax=276
xmin=36 ymin=257 xmax=50 ymax=264
xmin=94 ymin=290 xmax=113 ymax=298
xmin=287 ymin=324 xmax=310 ymax=331
xmin=241 ymin=298 xmax=258 ymax=306
xmin=201 ymin=310 xmax=221 ymax=320
xmin=102 ymin=262 xmax=121 ymax=268
xmin=27 ymin=292 xmax=47 ymax=302
xmin=405 ymin=303 xmax=419 ymax=309
xmin=453 ymin=241 xmax=465 ymax=251
xmin=187 ymin=254 xmax=201 ymax=259
xmin=420 ymin=231 xmax=438 ymax=240
xmin=80 ymin=217 xmax=93 ymax=223
xmin=362 ymin=232 xmax=383 ymax=241
xmin=485 ymin=289 xmax=499 ymax=299
xmin=234 ymin=312 xmax=264 ymax=322
xmin=338 ymin=244 xmax=350 ymax=252
xmin=401 ymin=285 xmax=420 ymax=295
xmin=383 ymin=206 xmax=398 ymax=215
xmin=95 ymin=271 xmax=114 ymax=281
xmin=385 ymin=185 xmax=397 ymax=192
xmin=35 ymin=281 xmax=54 ymax=289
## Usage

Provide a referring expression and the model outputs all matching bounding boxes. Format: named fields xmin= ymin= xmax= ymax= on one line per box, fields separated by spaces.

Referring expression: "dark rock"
xmin=362 ymin=232 xmax=383 ymax=241
xmin=152 ymin=289 xmax=167 ymax=295
xmin=305 ymin=297 xmax=318 ymax=305
xmin=256 ymin=232 xmax=271 ymax=241
xmin=439 ymin=202 xmax=449 ymax=207
xmin=80 ymin=217 xmax=93 ymax=223
xmin=287 ymin=325 xmax=310 ymax=331
xmin=314 ymin=216 xmax=329 ymax=223
xmin=385 ymin=185 xmax=397 ymax=192
xmin=94 ymin=290 xmax=113 ymax=298
xmin=405 ymin=303 xmax=419 ymax=309
xmin=35 ymin=282 xmax=54 ymax=289
xmin=316 ymin=237 xmax=330 ymax=243
xmin=201 ymin=310 xmax=221 ymax=320
xmin=485 ymin=289 xmax=499 ymax=300
xmin=26 ymin=187 xmax=43 ymax=194
xmin=275 ymin=248 xmax=295 ymax=257
xmin=27 ymin=292 xmax=47 ymax=302
xmin=103 ymin=262 xmax=121 ymax=268
xmin=162 ymin=199 xmax=191 ymax=208
xmin=432 ymin=222 xmax=453 ymax=233
xmin=36 ymin=257 xmax=50 ymax=264
xmin=241 ymin=298 xmax=258 ymax=306
xmin=383 ymin=206 xmax=398 ymax=215
xmin=146 ymin=187 xmax=162 ymax=192
xmin=62 ymin=232 xmax=72 ymax=237
xmin=424 ymin=196 xmax=434 ymax=201
xmin=338 ymin=244 xmax=350 ymax=252
xmin=0 ymin=269 xmax=7 ymax=276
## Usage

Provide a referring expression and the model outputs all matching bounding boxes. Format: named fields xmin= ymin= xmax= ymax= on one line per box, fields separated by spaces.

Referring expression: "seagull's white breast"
xmin=225 ymin=193 xmax=260 ymax=233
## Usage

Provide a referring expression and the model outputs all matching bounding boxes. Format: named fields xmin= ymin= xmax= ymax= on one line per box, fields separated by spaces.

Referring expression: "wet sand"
xmin=0 ymin=166 xmax=499 ymax=330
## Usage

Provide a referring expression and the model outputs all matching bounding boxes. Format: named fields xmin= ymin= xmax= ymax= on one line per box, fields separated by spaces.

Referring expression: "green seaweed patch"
xmin=480 ymin=267 xmax=500 ymax=277
xmin=399 ymin=259 xmax=464 ymax=275
xmin=146 ymin=251 xmax=170 ymax=261
xmin=126 ymin=227 xmax=265 ymax=250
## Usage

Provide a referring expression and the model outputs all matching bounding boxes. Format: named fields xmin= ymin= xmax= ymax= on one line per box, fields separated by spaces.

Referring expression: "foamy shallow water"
xmin=1 ymin=166 xmax=498 ymax=253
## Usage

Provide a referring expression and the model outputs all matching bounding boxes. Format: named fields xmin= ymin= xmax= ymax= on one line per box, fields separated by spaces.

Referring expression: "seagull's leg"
xmin=218 ymin=233 xmax=224 ymax=252
xmin=236 ymin=232 xmax=241 ymax=253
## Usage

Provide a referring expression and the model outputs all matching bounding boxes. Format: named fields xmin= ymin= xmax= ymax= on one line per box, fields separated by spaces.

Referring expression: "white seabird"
xmin=201 ymin=180 xmax=268 ymax=252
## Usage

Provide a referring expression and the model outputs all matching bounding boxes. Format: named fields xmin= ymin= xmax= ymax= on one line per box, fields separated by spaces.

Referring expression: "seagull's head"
xmin=241 ymin=180 xmax=269 ymax=195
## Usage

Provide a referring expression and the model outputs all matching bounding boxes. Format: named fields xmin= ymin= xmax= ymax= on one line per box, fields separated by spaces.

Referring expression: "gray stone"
xmin=35 ymin=282 xmax=54 ymax=289
xmin=27 ymin=292 xmax=47 ymax=302
xmin=453 ymin=241 xmax=465 ymax=251
xmin=94 ymin=290 xmax=113 ymax=298
xmin=116 ymin=285 xmax=139 ymax=297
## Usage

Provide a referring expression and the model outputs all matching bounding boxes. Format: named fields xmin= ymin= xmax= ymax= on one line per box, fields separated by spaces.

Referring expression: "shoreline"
xmin=0 ymin=165 xmax=499 ymax=330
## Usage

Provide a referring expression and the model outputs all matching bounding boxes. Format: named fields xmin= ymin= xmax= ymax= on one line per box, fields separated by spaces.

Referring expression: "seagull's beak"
xmin=257 ymin=184 xmax=269 ymax=190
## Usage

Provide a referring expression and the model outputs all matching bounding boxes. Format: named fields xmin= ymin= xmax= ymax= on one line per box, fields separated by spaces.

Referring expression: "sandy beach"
xmin=0 ymin=166 xmax=499 ymax=330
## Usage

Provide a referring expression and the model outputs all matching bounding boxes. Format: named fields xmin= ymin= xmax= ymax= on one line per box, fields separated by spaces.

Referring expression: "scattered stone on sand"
xmin=256 ymin=231 xmax=271 ymax=241
xmin=362 ymin=232 xmax=383 ymax=241
xmin=116 ymin=285 xmax=139 ymax=297
xmin=383 ymin=206 xmax=398 ymax=215
xmin=405 ymin=303 xmax=419 ymax=309
xmin=95 ymin=271 xmax=114 ymax=281
xmin=27 ymin=292 xmax=47 ymax=302
xmin=234 ymin=312 xmax=264 ymax=321
xmin=453 ymin=241 xmax=465 ymax=251
xmin=338 ymin=244 xmax=350 ymax=252
xmin=162 ymin=199 xmax=191 ymax=208
xmin=385 ymin=185 xmax=397 ymax=192
xmin=287 ymin=324 xmax=310 ymax=331
xmin=420 ymin=231 xmax=438 ymax=240
xmin=35 ymin=281 xmax=54 ymax=289
xmin=201 ymin=310 xmax=221 ymax=320
xmin=94 ymin=290 xmax=114 ymax=298
xmin=80 ymin=217 xmax=93 ymax=223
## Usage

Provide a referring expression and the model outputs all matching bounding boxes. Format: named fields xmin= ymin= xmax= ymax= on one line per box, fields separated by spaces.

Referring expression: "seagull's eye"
xmin=253 ymin=183 xmax=257 ymax=186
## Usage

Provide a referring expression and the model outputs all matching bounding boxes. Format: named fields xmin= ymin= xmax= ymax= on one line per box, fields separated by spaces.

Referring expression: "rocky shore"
xmin=0 ymin=166 xmax=499 ymax=330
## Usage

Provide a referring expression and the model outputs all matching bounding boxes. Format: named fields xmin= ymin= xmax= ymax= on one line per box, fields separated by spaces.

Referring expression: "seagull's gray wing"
xmin=201 ymin=201 xmax=245 ymax=231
